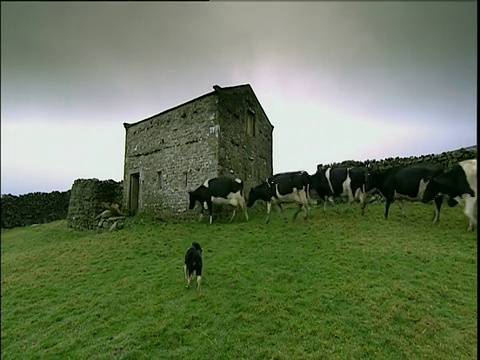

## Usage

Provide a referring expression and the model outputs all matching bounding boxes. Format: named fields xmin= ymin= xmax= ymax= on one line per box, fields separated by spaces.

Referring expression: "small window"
xmin=246 ymin=110 xmax=255 ymax=136
xmin=157 ymin=171 xmax=163 ymax=190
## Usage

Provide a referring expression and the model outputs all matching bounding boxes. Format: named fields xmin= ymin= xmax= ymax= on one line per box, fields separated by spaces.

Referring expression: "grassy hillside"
xmin=1 ymin=203 xmax=477 ymax=359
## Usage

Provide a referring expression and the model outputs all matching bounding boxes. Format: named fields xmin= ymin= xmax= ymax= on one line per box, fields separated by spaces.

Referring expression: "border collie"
xmin=184 ymin=242 xmax=203 ymax=290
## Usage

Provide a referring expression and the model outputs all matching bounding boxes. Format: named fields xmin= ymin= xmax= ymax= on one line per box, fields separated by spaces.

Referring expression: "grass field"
xmin=1 ymin=202 xmax=477 ymax=359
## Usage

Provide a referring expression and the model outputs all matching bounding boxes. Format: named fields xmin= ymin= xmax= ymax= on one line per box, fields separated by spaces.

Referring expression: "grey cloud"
xmin=0 ymin=2 xmax=476 ymax=195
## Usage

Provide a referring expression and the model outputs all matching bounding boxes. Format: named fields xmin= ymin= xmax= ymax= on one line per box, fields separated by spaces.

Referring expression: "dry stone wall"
xmin=67 ymin=179 xmax=123 ymax=231
xmin=317 ymin=146 xmax=477 ymax=172
xmin=1 ymin=191 xmax=70 ymax=229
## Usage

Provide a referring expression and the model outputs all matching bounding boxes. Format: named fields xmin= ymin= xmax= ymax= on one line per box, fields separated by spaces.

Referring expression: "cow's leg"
xmin=198 ymin=203 xmax=205 ymax=221
xmin=399 ymin=200 xmax=406 ymax=218
xmin=229 ymin=209 xmax=236 ymax=223
xmin=266 ymin=202 xmax=272 ymax=224
xmin=463 ymin=195 xmax=477 ymax=231
xmin=303 ymin=202 xmax=308 ymax=220
xmin=293 ymin=203 xmax=303 ymax=220
xmin=186 ymin=269 xmax=192 ymax=288
xmin=304 ymin=184 xmax=311 ymax=207
xmin=324 ymin=196 xmax=335 ymax=212
xmin=277 ymin=203 xmax=288 ymax=222
xmin=238 ymin=196 xmax=249 ymax=221
xmin=432 ymin=195 xmax=443 ymax=224
xmin=347 ymin=186 xmax=355 ymax=205
xmin=329 ymin=196 xmax=337 ymax=210
xmin=206 ymin=200 xmax=214 ymax=225
xmin=384 ymin=199 xmax=393 ymax=219
xmin=303 ymin=187 xmax=312 ymax=211
xmin=358 ymin=189 xmax=366 ymax=215
xmin=300 ymin=191 xmax=309 ymax=220
xmin=342 ymin=188 xmax=355 ymax=213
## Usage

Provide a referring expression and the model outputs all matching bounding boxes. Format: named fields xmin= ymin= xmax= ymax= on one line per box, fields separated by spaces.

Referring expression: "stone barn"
xmin=122 ymin=84 xmax=274 ymax=217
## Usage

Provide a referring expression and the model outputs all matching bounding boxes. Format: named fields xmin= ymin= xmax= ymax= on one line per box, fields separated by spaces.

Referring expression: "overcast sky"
xmin=1 ymin=1 xmax=477 ymax=195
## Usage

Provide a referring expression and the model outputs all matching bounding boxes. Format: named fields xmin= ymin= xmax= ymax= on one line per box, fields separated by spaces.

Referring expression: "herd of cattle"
xmin=187 ymin=158 xmax=477 ymax=231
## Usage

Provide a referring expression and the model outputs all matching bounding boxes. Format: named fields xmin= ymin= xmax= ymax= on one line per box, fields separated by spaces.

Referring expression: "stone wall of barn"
xmin=123 ymin=95 xmax=220 ymax=218
xmin=216 ymin=86 xmax=274 ymax=194
xmin=317 ymin=146 xmax=477 ymax=172
xmin=1 ymin=190 xmax=71 ymax=229
xmin=67 ymin=179 xmax=123 ymax=231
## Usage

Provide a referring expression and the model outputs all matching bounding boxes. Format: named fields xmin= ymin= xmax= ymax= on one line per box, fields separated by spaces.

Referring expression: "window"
xmin=246 ymin=110 xmax=255 ymax=136
xmin=157 ymin=171 xmax=163 ymax=190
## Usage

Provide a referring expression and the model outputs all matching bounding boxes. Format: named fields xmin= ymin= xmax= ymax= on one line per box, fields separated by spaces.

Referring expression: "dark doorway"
xmin=129 ymin=173 xmax=140 ymax=215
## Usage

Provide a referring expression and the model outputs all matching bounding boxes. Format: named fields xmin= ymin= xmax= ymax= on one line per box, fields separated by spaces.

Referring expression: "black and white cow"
xmin=310 ymin=167 xmax=369 ymax=215
xmin=247 ymin=171 xmax=310 ymax=224
xmin=188 ymin=176 xmax=249 ymax=224
xmin=184 ymin=242 xmax=203 ymax=291
xmin=423 ymin=159 xmax=477 ymax=231
xmin=365 ymin=164 xmax=444 ymax=222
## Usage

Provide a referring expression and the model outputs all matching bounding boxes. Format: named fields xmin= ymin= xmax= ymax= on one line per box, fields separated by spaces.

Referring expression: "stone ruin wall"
xmin=67 ymin=179 xmax=123 ymax=231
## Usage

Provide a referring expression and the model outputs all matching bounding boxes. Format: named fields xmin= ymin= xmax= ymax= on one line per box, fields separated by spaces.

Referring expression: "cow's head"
xmin=364 ymin=169 xmax=384 ymax=194
xmin=422 ymin=176 xmax=444 ymax=203
xmin=191 ymin=241 xmax=203 ymax=256
xmin=247 ymin=182 xmax=271 ymax=208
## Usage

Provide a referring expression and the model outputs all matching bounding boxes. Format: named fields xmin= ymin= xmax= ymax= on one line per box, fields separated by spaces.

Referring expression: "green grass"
xmin=1 ymin=203 xmax=477 ymax=359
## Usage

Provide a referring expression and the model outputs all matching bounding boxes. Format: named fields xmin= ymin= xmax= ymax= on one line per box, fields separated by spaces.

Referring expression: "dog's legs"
xmin=197 ymin=275 xmax=202 ymax=291
xmin=187 ymin=271 xmax=194 ymax=288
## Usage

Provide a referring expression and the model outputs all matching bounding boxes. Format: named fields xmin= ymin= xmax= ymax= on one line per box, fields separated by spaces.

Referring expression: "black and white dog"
xmin=184 ymin=242 xmax=203 ymax=290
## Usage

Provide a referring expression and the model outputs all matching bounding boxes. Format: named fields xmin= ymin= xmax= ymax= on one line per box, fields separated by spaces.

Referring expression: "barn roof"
xmin=123 ymin=84 xmax=274 ymax=130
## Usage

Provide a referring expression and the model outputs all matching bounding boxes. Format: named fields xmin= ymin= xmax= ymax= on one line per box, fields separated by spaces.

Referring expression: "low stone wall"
xmin=67 ymin=179 xmax=123 ymax=231
xmin=1 ymin=191 xmax=71 ymax=229
xmin=318 ymin=146 xmax=477 ymax=172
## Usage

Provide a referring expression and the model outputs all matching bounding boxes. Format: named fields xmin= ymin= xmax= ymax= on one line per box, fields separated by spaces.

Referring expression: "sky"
xmin=1 ymin=1 xmax=477 ymax=196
